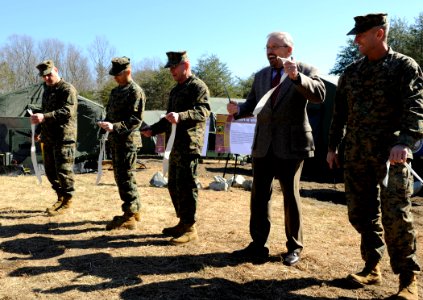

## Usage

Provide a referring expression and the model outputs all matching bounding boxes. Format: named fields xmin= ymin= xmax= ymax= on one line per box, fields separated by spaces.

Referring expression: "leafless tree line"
xmin=0 ymin=34 xmax=116 ymax=95
xmin=0 ymin=34 xmax=253 ymax=108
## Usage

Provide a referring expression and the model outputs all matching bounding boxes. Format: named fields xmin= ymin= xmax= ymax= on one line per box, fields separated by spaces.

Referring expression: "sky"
xmin=0 ymin=0 xmax=421 ymax=79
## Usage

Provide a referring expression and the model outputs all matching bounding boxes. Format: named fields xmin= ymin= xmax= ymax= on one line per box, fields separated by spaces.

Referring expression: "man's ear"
xmin=376 ymin=28 xmax=385 ymax=40
xmin=288 ymin=46 xmax=294 ymax=57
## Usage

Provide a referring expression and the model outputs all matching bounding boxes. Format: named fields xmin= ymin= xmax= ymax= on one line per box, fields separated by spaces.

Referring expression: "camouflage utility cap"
xmin=164 ymin=51 xmax=188 ymax=68
xmin=109 ymin=56 xmax=131 ymax=76
xmin=347 ymin=13 xmax=388 ymax=35
xmin=36 ymin=60 xmax=55 ymax=76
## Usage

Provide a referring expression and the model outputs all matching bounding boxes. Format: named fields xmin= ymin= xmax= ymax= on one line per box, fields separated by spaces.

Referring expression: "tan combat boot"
xmin=347 ymin=263 xmax=382 ymax=287
xmin=46 ymin=195 xmax=63 ymax=214
xmin=106 ymin=212 xmax=137 ymax=230
xmin=134 ymin=212 xmax=141 ymax=222
xmin=170 ymin=224 xmax=198 ymax=245
xmin=397 ymin=273 xmax=418 ymax=300
xmin=47 ymin=196 xmax=73 ymax=216
xmin=162 ymin=221 xmax=184 ymax=237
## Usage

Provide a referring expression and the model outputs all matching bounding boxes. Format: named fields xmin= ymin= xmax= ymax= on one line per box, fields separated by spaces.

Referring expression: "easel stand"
xmin=223 ymin=153 xmax=239 ymax=187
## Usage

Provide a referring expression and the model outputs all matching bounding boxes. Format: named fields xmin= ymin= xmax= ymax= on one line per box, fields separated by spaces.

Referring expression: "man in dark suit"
xmin=227 ymin=32 xmax=326 ymax=265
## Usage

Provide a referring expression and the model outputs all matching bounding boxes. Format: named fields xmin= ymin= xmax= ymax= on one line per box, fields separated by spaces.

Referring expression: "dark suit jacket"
xmin=236 ymin=62 xmax=326 ymax=159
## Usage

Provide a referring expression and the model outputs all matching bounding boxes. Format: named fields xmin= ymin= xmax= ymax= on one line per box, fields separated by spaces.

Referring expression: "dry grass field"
xmin=0 ymin=158 xmax=422 ymax=299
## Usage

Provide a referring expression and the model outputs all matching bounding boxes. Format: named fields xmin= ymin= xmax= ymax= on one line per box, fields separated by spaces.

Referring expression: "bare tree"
xmin=88 ymin=36 xmax=116 ymax=90
xmin=0 ymin=34 xmax=39 ymax=90
xmin=63 ymin=44 xmax=93 ymax=93
xmin=0 ymin=61 xmax=15 ymax=93
xmin=133 ymin=57 xmax=162 ymax=72
xmin=37 ymin=38 xmax=65 ymax=69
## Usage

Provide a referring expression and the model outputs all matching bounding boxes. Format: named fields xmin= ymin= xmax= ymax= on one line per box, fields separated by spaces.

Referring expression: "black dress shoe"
xmin=231 ymin=243 xmax=269 ymax=262
xmin=283 ymin=251 xmax=300 ymax=266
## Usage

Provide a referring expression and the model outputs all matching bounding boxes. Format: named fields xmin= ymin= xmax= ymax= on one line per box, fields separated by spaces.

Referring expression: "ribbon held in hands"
xmin=96 ymin=131 xmax=109 ymax=185
xmin=253 ymin=73 xmax=288 ymax=116
xmin=27 ymin=109 xmax=42 ymax=184
xmin=162 ymin=123 xmax=176 ymax=177
xmin=382 ymin=160 xmax=423 ymax=187
xmin=253 ymin=57 xmax=294 ymax=116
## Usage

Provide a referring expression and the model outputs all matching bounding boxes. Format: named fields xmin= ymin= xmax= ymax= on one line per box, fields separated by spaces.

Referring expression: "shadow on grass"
xmin=205 ymin=165 xmax=253 ymax=178
xmin=0 ymin=209 xmax=46 ymax=220
xmin=300 ymin=188 xmax=346 ymax=205
xmin=122 ymin=276 xmax=359 ymax=300
xmin=1 ymin=233 xmax=166 ymax=260
xmin=8 ymin=251 xmax=358 ymax=300
xmin=0 ymin=220 xmax=108 ymax=238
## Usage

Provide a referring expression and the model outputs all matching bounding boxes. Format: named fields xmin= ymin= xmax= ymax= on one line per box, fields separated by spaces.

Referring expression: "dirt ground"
xmin=0 ymin=158 xmax=422 ymax=299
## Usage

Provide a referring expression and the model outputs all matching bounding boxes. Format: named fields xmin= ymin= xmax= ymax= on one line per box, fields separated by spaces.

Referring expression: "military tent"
xmin=0 ymin=84 xmax=105 ymax=172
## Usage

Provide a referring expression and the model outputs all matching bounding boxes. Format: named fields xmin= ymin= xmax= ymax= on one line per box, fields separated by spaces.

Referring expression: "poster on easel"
xmin=155 ymin=117 xmax=211 ymax=157
xmin=155 ymin=132 xmax=166 ymax=155
xmin=215 ymin=114 xmax=256 ymax=155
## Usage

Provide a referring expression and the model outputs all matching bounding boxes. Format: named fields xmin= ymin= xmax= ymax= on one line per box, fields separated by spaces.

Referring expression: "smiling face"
xmin=266 ymin=34 xmax=292 ymax=68
xmin=353 ymin=26 xmax=387 ymax=60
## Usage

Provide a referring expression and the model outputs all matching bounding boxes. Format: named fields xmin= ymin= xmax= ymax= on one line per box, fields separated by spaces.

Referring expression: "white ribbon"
xmin=96 ymin=131 xmax=109 ymax=185
xmin=382 ymin=161 xmax=390 ymax=187
xmin=27 ymin=109 xmax=42 ymax=184
xmin=162 ymin=123 xmax=176 ymax=177
xmin=253 ymin=72 xmax=288 ymax=116
xmin=382 ymin=160 xmax=423 ymax=187
xmin=405 ymin=162 xmax=423 ymax=184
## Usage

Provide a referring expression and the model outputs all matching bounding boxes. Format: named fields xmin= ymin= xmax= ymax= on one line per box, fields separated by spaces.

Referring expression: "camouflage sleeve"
xmin=43 ymin=84 xmax=77 ymax=123
xmin=150 ymin=117 xmax=170 ymax=136
xmin=396 ymin=62 xmax=423 ymax=148
xmin=328 ymin=74 xmax=348 ymax=152
xmin=113 ymin=84 xmax=145 ymax=135
xmin=178 ymin=81 xmax=211 ymax=122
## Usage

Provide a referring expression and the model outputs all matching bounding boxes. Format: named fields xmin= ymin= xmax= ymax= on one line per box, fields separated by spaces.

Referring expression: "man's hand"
xmin=227 ymin=100 xmax=238 ymax=115
xmin=97 ymin=121 xmax=114 ymax=132
xmin=165 ymin=112 xmax=179 ymax=124
xmin=389 ymin=145 xmax=409 ymax=165
xmin=30 ymin=113 xmax=45 ymax=125
xmin=141 ymin=129 xmax=153 ymax=137
xmin=326 ymin=150 xmax=340 ymax=169
xmin=282 ymin=57 xmax=299 ymax=80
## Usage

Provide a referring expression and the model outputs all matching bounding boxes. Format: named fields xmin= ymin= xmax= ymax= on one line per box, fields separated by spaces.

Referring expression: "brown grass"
xmin=0 ymin=158 xmax=422 ymax=299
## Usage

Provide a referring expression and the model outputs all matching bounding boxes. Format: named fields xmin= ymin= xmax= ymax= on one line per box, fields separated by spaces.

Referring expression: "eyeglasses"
xmin=265 ymin=45 xmax=289 ymax=51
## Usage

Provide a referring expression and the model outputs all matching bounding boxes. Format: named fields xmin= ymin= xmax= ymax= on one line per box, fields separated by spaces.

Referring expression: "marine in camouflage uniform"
xmin=32 ymin=60 xmax=78 ymax=216
xmin=327 ymin=13 xmax=422 ymax=299
xmin=99 ymin=56 xmax=146 ymax=230
xmin=145 ymin=51 xmax=210 ymax=244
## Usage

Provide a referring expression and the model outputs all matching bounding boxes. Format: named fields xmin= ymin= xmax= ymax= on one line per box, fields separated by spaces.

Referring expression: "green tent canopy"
xmin=0 ymin=84 xmax=105 ymax=170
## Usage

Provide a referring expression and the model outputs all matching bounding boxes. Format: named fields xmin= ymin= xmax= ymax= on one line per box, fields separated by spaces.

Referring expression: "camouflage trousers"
xmin=110 ymin=141 xmax=140 ymax=214
xmin=43 ymin=142 xmax=76 ymax=199
xmin=168 ymin=151 xmax=199 ymax=224
xmin=344 ymin=155 xmax=420 ymax=274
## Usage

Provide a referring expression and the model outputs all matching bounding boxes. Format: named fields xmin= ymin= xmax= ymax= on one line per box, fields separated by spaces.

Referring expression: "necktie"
xmin=271 ymin=68 xmax=282 ymax=107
